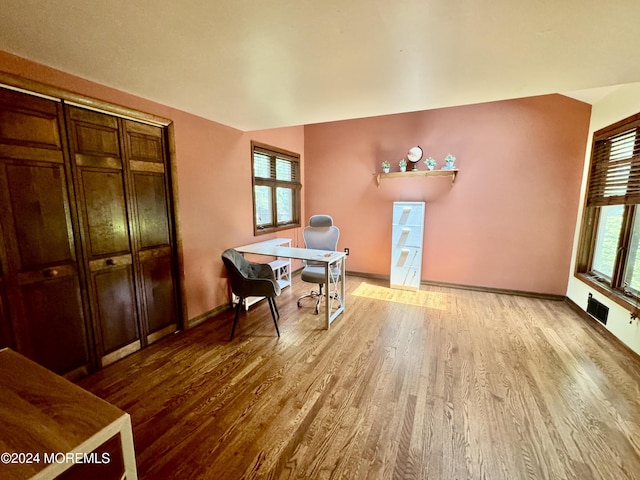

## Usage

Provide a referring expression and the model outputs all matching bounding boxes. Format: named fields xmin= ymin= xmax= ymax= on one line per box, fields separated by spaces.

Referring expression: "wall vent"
xmin=587 ymin=294 xmax=608 ymax=325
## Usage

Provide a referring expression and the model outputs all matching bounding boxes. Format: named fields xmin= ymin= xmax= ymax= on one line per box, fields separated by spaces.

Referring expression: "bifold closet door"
xmin=65 ymin=106 xmax=141 ymax=366
xmin=0 ymin=288 xmax=10 ymax=350
xmin=0 ymin=88 xmax=91 ymax=376
xmin=122 ymin=120 xmax=178 ymax=343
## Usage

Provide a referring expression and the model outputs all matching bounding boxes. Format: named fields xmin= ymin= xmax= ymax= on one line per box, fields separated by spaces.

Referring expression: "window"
xmin=251 ymin=142 xmax=301 ymax=234
xmin=577 ymin=112 xmax=640 ymax=306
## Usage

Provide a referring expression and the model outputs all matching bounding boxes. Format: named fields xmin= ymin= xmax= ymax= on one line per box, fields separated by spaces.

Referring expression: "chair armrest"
xmin=251 ymin=262 xmax=276 ymax=281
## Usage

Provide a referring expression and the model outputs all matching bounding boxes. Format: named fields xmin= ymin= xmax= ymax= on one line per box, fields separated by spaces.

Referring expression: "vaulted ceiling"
xmin=1 ymin=1 xmax=639 ymax=131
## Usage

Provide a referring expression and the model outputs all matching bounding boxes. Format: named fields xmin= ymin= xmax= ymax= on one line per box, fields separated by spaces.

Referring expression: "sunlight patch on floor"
xmin=351 ymin=282 xmax=450 ymax=310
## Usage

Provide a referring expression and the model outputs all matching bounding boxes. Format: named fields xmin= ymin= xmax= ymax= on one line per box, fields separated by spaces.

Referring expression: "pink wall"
xmin=0 ymin=51 xmax=304 ymax=325
xmin=304 ymin=96 xmax=591 ymax=295
xmin=1 ymin=50 xmax=592 ymax=320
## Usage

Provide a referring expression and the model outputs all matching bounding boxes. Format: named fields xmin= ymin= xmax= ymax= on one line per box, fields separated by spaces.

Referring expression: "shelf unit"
xmin=375 ymin=169 xmax=458 ymax=186
xmin=234 ymin=238 xmax=292 ymax=310
xmin=390 ymin=202 xmax=425 ymax=291
xmin=269 ymin=257 xmax=292 ymax=290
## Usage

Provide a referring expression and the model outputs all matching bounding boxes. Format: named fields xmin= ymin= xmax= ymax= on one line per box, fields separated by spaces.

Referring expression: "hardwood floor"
xmin=79 ymin=275 xmax=640 ymax=479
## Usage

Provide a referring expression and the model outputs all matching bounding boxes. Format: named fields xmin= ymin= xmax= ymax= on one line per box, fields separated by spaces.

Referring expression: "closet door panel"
xmin=79 ymin=167 xmax=138 ymax=356
xmin=126 ymin=127 xmax=163 ymax=164
xmin=134 ymin=175 xmax=177 ymax=335
xmin=1 ymin=161 xmax=90 ymax=374
xmin=134 ymin=174 xmax=170 ymax=248
xmin=92 ymin=265 xmax=138 ymax=353
xmin=124 ymin=120 xmax=178 ymax=340
xmin=81 ymin=169 xmax=131 ymax=256
xmin=139 ymin=249 xmax=177 ymax=334
xmin=6 ymin=163 xmax=74 ymax=266
xmin=0 ymin=249 xmax=12 ymax=349
xmin=0 ymin=91 xmax=62 ymax=152
xmin=67 ymin=106 xmax=140 ymax=363
xmin=6 ymin=162 xmax=87 ymax=366
xmin=0 ymin=89 xmax=90 ymax=376
xmin=15 ymin=276 xmax=88 ymax=375
xmin=0 ymin=292 xmax=10 ymax=349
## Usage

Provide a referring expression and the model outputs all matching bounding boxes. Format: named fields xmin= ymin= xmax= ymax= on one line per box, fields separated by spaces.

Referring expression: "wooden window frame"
xmin=251 ymin=141 xmax=301 ymax=235
xmin=575 ymin=112 xmax=640 ymax=312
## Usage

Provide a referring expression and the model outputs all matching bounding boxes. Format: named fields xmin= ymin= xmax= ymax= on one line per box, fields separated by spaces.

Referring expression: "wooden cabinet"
xmin=0 ymin=87 xmax=181 ymax=376
xmin=390 ymin=202 xmax=425 ymax=291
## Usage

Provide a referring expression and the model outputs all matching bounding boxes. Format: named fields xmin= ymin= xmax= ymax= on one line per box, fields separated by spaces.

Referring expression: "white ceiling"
xmin=1 ymin=0 xmax=640 ymax=131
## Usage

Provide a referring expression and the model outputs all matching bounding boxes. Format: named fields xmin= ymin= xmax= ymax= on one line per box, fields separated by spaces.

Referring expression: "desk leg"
xmin=325 ymin=257 xmax=346 ymax=328
xmin=120 ymin=414 xmax=138 ymax=480
xmin=341 ymin=257 xmax=346 ymax=314
xmin=324 ymin=264 xmax=330 ymax=329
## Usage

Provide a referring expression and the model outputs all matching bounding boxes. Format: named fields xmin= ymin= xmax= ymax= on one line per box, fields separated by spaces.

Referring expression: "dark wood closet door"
xmin=66 ymin=107 xmax=140 ymax=366
xmin=0 ymin=222 xmax=11 ymax=349
xmin=0 ymin=88 xmax=91 ymax=376
xmin=0 ymin=288 xmax=10 ymax=350
xmin=123 ymin=120 xmax=178 ymax=342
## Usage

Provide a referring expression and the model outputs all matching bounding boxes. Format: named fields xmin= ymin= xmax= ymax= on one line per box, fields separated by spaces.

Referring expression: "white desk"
xmin=235 ymin=241 xmax=346 ymax=328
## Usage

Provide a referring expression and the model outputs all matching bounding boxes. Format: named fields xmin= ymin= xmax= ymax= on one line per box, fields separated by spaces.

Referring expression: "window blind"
xmin=253 ymin=147 xmax=299 ymax=182
xmin=587 ymin=122 xmax=640 ymax=207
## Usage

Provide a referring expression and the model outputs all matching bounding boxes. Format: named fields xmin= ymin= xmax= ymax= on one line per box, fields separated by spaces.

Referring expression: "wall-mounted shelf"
xmin=375 ymin=169 xmax=459 ymax=187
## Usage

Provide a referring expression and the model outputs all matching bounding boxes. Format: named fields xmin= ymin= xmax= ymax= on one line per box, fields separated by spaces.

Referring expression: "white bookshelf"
xmin=390 ymin=202 xmax=425 ymax=291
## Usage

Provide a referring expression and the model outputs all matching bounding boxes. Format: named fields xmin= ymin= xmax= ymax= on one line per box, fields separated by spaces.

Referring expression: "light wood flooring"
xmin=79 ymin=275 xmax=640 ymax=479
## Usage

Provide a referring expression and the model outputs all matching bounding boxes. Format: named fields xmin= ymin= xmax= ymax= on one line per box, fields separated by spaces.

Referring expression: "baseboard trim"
xmin=101 ymin=341 xmax=142 ymax=368
xmin=565 ymin=297 xmax=640 ymax=365
xmin=147 ymin=323 xmax=179 ymax=345
xmin=422 ymin=279 xmax=566 ymax=301
xmin=346 ymin=270 xmax=566 ymax=301
xmin=187 ymin=303 xmax=231 ymax=329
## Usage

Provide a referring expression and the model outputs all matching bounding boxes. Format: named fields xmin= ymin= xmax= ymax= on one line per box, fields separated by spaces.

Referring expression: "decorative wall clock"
xmin=407 ymin=146 xmax=423 ymax=171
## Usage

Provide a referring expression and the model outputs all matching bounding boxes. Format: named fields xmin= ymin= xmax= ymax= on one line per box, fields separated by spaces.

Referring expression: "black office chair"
xmin=297 ymin=215 xmax=341 ymax=314
xmin=221 ymin=248 xmax=281 ymax=340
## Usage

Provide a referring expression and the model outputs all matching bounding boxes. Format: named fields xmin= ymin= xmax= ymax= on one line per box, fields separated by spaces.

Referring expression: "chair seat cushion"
xmin=301 ymin=265 xmax=341 ymax=284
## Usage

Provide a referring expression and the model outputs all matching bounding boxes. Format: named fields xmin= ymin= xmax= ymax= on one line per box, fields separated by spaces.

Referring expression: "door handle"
xmin=106 ymin=258 xmax=116 ymax=266
xmin=42 ymin=268 xmax=59 ymax=278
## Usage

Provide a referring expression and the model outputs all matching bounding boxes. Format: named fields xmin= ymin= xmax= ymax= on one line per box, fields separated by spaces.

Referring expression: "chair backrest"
xmin=221 ymin=248 xmax=257 ymax=296
xmin=221 ymin=248 xmax=280 ymax=299
xmin=303 ymin=215 xmax=340 ymax=253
